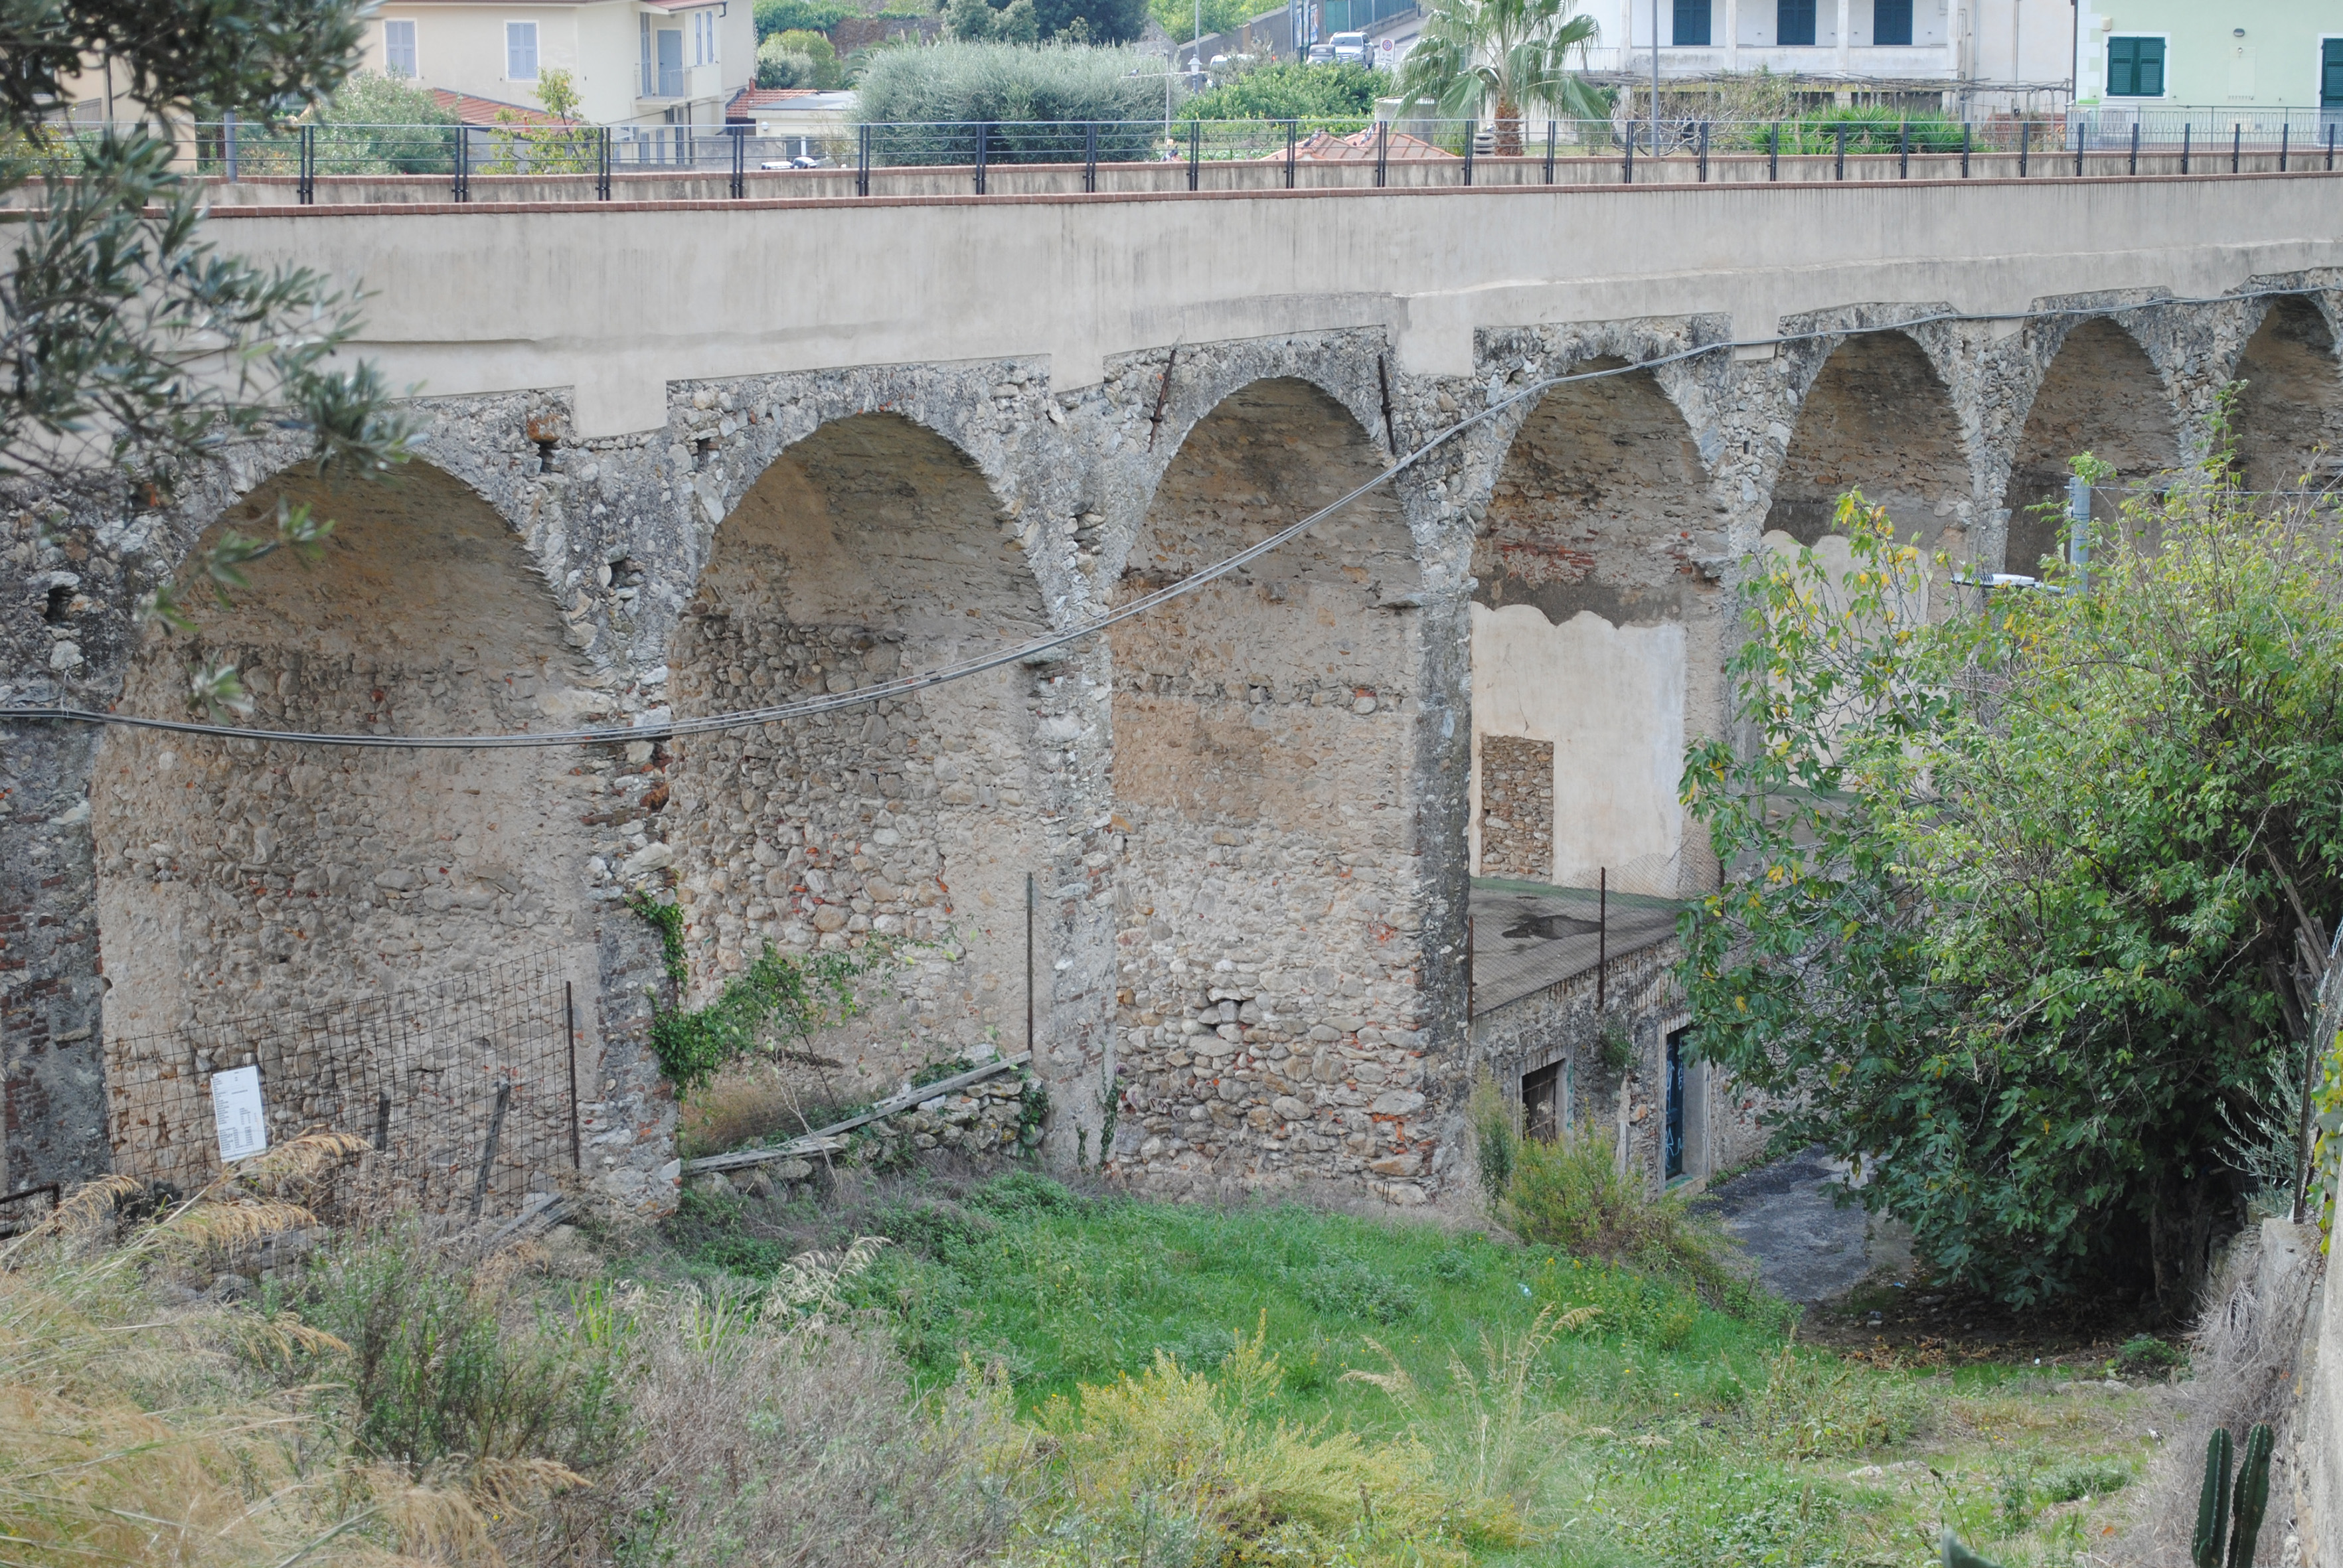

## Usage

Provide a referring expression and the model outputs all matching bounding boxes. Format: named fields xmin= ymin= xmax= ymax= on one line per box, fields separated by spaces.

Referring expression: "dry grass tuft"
xmin=1345 ymin=1304 xmax=1573 ymax=1519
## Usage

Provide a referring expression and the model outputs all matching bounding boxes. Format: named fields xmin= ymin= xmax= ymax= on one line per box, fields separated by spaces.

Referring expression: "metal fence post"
xmin=598 ymin=125 xmax=611 ymax=199
xmin=973 ymin=120 xmax=989 ymax=195
xmin=858 ymin=123 xmax=872 ymax=196
xmin=1960 ymin=121 xmax=1970 ymax=177
xmin=1285 ymin=119 xmax=1296 ymax=188
xmin=1698 ymin=118 xmax=1708 ymax=181
xmin=1898 ymin=117 xmax=1908 ymax=179
xmin=1377 ymin=118 xmax=1389 ymax=187
xmin=469 ymin=1081 xmax=513 ymax=1221
xmin=1834 ymin=121 xmax=1846 ymax=180
xmin=2129 ymin=119 xmax=2139 ymax=175
xmin=2231 ymin=121 xmax=2241 ymax=174
xmin=728 ymin=122 xmax=744 ymax=198
xmin=2182 ymin=121 xmax=2190 ymax=175
xmin=1543 ymin=119 xmax=1556 ymax=184
xmin=1463 ymin=119 xmax=1474 ymax=186
xmin=2279 ymin=121 xmax=2289 ymax=173
xmin=1084 ymin=121 xmax=1097 ymax=192
xmin=453 ymin=123 xmax=469 ymax=202
xmin=222 ymin=112 xmax=238 ymax=182
xmin=1623 ymin=121 xmax=1633 ymax=184
xmin=297 ymin=122 xmax=315 ymax=204
xmin=2018 ymin=118 xmax=2029 ymax=177
xmin=1768 ymin=120 xmax=1779 ymax=181
xmin=2329 ymin=122 xmax=2338 ymax=172
xmin=565 ymin=980 xmax=582 ymax=1170
xmin=2074 ymin=118 xmax=2084 ymax=176
xmin=1188 ymin=118 xmax=1200 ymax=191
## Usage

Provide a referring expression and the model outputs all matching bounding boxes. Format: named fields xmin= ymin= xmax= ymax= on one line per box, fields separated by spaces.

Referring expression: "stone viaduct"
xmin=5 ymin=167 xmax=2342 ymax=1212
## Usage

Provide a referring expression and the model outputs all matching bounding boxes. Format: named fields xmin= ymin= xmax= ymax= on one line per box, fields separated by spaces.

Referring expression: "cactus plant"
xmin=2194 ymin=1427 xmax=2235 ymax=1568
xmin=2227 ymin=1424 xmax=2273 ymax=1568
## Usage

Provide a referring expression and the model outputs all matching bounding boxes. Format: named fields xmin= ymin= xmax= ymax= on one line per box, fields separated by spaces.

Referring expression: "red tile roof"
xmin=728 ymin=86 xmax=821 ymax=114
xmin=1265 ymin=126 xmax=1455 ymax=162
xmin=430 ymin=88 xmax=578 ymax=127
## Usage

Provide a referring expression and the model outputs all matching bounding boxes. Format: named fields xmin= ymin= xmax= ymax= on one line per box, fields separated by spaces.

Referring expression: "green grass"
xmin=665 ymin=1174 xmax=2158 ymax=1565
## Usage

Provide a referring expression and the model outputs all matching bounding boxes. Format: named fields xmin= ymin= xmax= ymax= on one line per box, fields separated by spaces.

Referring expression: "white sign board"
xmin=212 ymin=1065 xmax=268 ymax=1163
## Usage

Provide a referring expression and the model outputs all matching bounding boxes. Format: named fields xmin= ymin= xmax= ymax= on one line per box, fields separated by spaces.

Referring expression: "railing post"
xmin=2231 ymin=121 xmax=2241 ymax=174
xmin=1377 ymin=118 xmax=1390 ymax=187
xmin=1084 ymin=121 xmax=1097 ymax=193
xmin=2182 ymin=121 xmax=2191 ymax=175
xmin=973 ymin=119 xmax=989 ymax=195
xmin=598 ymin=125 xmax=611 ymax=199
xmin=1188 ymin=117 xmax=1200 ymax=191
xmin=858 ymin=123 xmax=872 ymax=196
xmin=1285 ymin=119 xmax=1296 ymax=188
xmin=1834 ymin=121 xmax=1846 ymax=180
xmin=2074 ymin=117 xmax=2083 ymax=176
xmin=2129 ymin=118 xmax=2139 ymax=176
xmin=1543 ymin=119 xmax=1555 ymax=184
xmin=1768 ymin=120 xmax=1779 ymax=181
xmin=2279 ymin=121 xmax=2289 ymax=173
xmin=1698 ymin=118 xmax=1708 ymax=181
xmin=453 ymin=123 xmax=469 ymax=202
xmin=297 ymin=122 xmax=315 ymax=204
xmin=1463 ymin=119 xmax=1474 ymax=186
xmin=1898 ymin=116 xmax=1908 ymax=179
xmin=2018 ymin=118 xmax=2029 ymax=177
xmin=1960 ymin=120 xmax=1970 ymax=177
xmin=2329 ymin=122 xmax=2338 ymax=172
xmin=222 ymin=111 xmax=238 ymax=182
xmin=729 ymin=121 xmax=745 ymax=198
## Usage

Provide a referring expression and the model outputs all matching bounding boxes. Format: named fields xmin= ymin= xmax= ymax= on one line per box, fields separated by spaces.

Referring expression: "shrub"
xmin=965 ymin=1168 xmax=1082 ymax=1217
xmin=1178 ymin=60 xmax=1381 ymax=122
xmin=874 ymin=1196 xmax=999 ymax=1256
xmin=1500 ymin=1129 xmax=1734 ymax=1294
xmin=309 ymin=70 xmax=457 ymax=175
xmin=1746 ymin=1340 xmax=1931 ymax=1459
xmin=853 ymin=42 xmax=1167 ymax=162
xmin=1467 ymin=1069 xmax=1517 ymax=1206
xmin=758 ymin=29 xmax=845 ymax=88
xmin=752 ymin=0 xmax=854 ymax=38
xmin=1296 ymin=1259 xmax=1421 ymax=1324
xmin=2038 ymin=1457 xmax=2132 ymax=1503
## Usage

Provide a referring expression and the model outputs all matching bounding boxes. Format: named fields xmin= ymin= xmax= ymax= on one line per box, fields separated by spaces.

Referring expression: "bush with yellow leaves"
xmin=1013 ymin=1320 xmax=1526 ymax=1567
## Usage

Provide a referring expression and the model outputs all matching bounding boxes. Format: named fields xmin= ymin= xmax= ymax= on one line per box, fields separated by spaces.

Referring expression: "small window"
xmin=2107 ymin=36 xmax=2166 ymax=98
xmin=1522 ymin=1062 xmax=1561 ymax=1143
xmin=384 ymin=18 xmax=418 ymax=77
xmin=506 ymin=19 xmax=538 ymax=81
xmin=640 ymin=14 xmax=653 ymax=96
xmin=1777 ymin=0 xmax=1817 ymax=47
xmin=1872 ymin=0 xmax=1911 ymax=46
xmin=1671 ymin=0 xmax=1710 ymax=46
xmin=2322 ymin=39 xmax=2343 ymax=107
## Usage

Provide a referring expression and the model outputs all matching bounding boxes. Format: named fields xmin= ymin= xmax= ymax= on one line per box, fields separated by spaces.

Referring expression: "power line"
xmin=1 ymin=288 xmax=2318 ymax=751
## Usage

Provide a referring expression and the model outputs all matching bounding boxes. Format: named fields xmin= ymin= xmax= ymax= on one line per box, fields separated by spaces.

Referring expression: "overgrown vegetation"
xmin=852 ymin=40 xmax=1169 ymax=141
xmin=1681 ymin=431 xmax=2343 ymax=1311
xmin=1178 ymin=60 xmax=1382 ymax=121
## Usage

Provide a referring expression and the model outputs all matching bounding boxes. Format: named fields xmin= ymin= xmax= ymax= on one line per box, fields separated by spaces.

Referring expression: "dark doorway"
xmin=1664 ymin=1027 xmax=1688 ymax=1180
xmin=1523 ymin=1061 xmax=1562 ymax=1143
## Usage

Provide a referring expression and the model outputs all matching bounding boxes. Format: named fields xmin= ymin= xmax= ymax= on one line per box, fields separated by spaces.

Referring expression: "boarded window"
xmin=1479 ymin=734 xmax=1554 ymax=882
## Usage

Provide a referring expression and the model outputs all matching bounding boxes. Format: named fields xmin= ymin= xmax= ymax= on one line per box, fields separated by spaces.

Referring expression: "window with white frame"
xmin=507 ymin=19 xmax=538 ymax=80
xmin=384 ymin=18 xmax=418 ymax=76
xmin=692 ymin=10 xmax=719 ymax=66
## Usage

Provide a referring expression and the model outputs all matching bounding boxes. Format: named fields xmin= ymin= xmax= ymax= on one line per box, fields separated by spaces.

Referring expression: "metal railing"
xmin=10 ymin=114 xmax=2336 ymax=205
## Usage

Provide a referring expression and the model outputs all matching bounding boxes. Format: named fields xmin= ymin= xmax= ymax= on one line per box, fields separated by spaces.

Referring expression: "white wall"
xmin=1470 ymin=603 xmax=1687 ymax=894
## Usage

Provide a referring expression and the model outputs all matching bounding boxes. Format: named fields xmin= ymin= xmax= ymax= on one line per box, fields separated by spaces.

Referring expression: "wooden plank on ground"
xmin=681 ymin=1052 xmax=1030 ymax=1175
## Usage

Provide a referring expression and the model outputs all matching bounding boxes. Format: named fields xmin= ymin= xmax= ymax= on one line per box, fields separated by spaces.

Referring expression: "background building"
xmin=358 ymin=0 xmax=757 ymax=129
xmin=2075 ymin=1 xmax=2342 ymax=122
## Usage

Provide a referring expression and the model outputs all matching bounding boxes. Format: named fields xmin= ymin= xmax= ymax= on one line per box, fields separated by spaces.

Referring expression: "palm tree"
xmin=1391 ymin=0 xmax=1603 ymax=157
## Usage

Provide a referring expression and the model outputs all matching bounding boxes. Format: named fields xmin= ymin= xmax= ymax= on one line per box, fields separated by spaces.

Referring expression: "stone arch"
xmin=2233 ymin=295 xmax=2343 ymax=493
xmin=90 ymin=459 xmax=601 ymax=1183
xmin=1107 ymin=376 xmax=1429 ymax=1192
xmin=1999 ymin=317 xmax=2182 ymax=574
xmin=1470 ymin=359 xmax=1723 ymax=898
xmin=663 ymin=411 xmax=1054 ymax=1120
xmin=1769 ymin=329 xmax=1973 ymax=552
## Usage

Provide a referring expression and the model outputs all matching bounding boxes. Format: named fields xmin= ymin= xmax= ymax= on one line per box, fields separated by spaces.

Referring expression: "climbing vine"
xmin=623 ymin=894 xmax=901 ymax=1091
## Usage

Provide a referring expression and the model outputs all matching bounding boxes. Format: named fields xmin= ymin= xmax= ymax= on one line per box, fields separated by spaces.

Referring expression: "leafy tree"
xmin=307 ymin=69 xmax=455 ymax=175
xmin=1147 ymin=0 xmax=1258 ymax=47
xmin=1680 ymin=441 xmax=2343 ymax=1314
xmin=1392 ymin=0 xmax=1603 ymax=153
xmin=945 ymin=0 xmax=1042 ymax=46
xmin=1178 ymin=61 xmax=1380 ymax=121
xmin=853 ymin=41 xmax=1165 ymax=155
xmin=758 ymin=29 xmax=851 ymax=86
xmin=1034 ymin=0 xmax=1150 ymax=46
xmin=3 ymin=0 xmax=412 ymax=711
xmin=752 ymin=0 xmax=854 ymax=39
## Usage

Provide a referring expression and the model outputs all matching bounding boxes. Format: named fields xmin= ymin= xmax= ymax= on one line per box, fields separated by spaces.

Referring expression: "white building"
xmin=359 ymin=0 xmax=758 ymax=129
xmin=1583 ymin=0 xmax=2079 ymax=108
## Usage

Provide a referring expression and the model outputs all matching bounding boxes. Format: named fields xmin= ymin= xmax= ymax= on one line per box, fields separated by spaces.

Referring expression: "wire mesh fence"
xmin=103 ymin=949 xmax=582 ymax=1220
xmin=12 ymin=113 xmax=2338 ymax=202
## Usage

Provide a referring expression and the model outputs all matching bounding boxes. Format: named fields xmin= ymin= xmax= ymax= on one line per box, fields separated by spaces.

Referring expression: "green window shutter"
xmin=2323 ymin=39 xmax=2343 ymax=106
xmin=2109 ymin=37 xmax=2163 ymax=98
xmin=2138 ymin=37 xmax=2164 ymax=96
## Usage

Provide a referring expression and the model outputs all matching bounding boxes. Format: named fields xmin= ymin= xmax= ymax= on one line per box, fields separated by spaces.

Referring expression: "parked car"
xmin=1329 ymin=31 xmax=1368 ymax=63
xmin=1306 ymin=42 xmax=1335 ymax=63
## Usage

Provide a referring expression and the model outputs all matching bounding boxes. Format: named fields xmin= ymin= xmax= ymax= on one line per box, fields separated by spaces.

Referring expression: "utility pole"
xmin=1649 ymin=0 xmax=1660 ymax=155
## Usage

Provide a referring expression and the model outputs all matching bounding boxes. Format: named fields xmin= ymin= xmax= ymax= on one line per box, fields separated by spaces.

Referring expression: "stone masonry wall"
xmin=6 ymin=281 xmax=2342 ymax=1212
xmin=1477 ymin=735 xmax=1554 ymax=882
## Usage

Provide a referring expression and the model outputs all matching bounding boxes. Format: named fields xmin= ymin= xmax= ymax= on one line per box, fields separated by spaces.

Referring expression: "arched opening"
xmin=1109 ymin=378 xmax=1425 ymax=1187
xmin=2000 ymin=318 xmax=2180 ymax=573
xmin=1472 ymin=360 xmax=1719 ymax=898
xmin=92 ymin=463 xmax=596 ymax=1185
xmin=667 ymin=413 xmax=1050 ymax=1131
xmin=1769 ymin=331 xmax=1971 ymax=573
xmin=2233 ymin=296 xmax=2343 ymax=494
